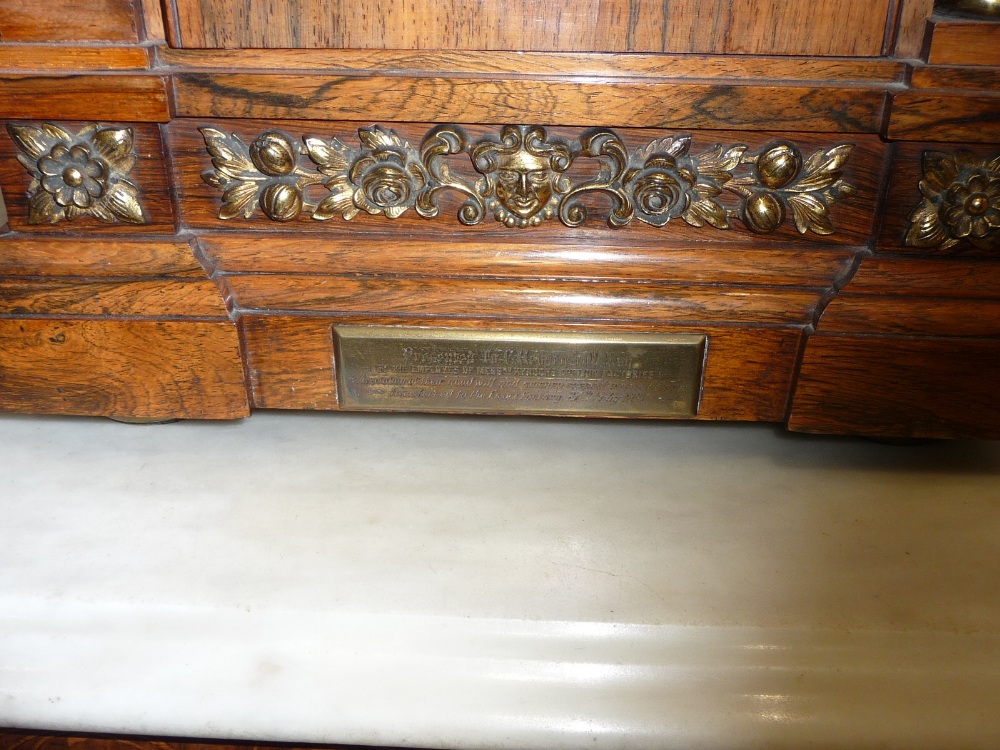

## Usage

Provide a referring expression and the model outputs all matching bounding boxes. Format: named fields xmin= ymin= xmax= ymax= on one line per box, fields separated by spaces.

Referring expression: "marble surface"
xmin=1 ymin=412 xmax=999 ymax=748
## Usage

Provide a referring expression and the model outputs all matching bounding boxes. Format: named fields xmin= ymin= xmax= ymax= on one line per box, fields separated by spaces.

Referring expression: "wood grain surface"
xmin=910 ymin=65 xmax=1000 ymax=91
xmin=888 ymin=91 xmax=1000 ymax=143
xmin=894 ymin=0 xmax=934 ymax=57
xmin=240 ymin=313 xmax=801 ymax=421
xmin=928 ymin=20 xmax=1000 ymax=66
xmin=0 ymin=239 xmax=204 ymax=277
xmin=0 ymin=121 xmax=175 ymax=234
xmin=158 ymin=48 xmax=907 ymax=82
xmin=0 ymin=76 xmax=169 ymax=123
xmin=0 ymin=0 xmax=139 ymax=42
xmin=173 ymin=75 xmax=888 ymax=133
xmin=819 ymin=296 xmax=1000 ymax=337
xmin=223 ymin=275 xmax=823 ymax=326
xmin=173 ymin=121 xmax=885 ymax=247
xmin=789 ymin=334 xmax=1000 ymax=439
xmin=165 ymin=0 xmax=892 ymax=56
xmin=0 ymin=46 xmax=150 ymax=72
xmin=198 ymin=236 xmax=858 ymax=287
xmin=842 ymin=257 xmax=1000 ymax=299
xmin=0 ymin=318 xmax=249 ymax=418
xmin=0 ymin=277 xmax=227 ymax=318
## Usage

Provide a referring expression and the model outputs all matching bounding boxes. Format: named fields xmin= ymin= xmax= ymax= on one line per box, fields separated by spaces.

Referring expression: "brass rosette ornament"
xmin=7 ymin=122 xmax=146 ymax=225
xmin=201 ymin=124 xmax=856 ymax=235
xmin=905 ymin=150 xmax=1000 ymax=252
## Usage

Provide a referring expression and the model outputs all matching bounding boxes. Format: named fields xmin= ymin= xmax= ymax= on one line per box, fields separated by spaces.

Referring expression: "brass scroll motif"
xmin=905 ymin=149 xmax=1000 ymax=252
xmin=6 ymin=122 xmax=147 ymax=225
xmin=200 ymin=125 xmax=856 ymax=234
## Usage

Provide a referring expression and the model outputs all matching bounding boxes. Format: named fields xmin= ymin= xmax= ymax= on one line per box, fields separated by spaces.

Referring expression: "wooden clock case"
xmin=0 ymin=0 xmax=998 ymax=438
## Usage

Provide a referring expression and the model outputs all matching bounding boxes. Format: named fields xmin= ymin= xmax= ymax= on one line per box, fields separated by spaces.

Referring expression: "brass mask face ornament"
xmin=200 ymin=124 xmax=856 ymax=235
xmin=470 ymin=125 xmax=573 ymax=228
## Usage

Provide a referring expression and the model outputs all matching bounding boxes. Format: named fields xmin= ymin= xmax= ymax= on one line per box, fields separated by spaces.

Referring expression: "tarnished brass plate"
xmin=334 ymin=326 xmax=705 ymax=417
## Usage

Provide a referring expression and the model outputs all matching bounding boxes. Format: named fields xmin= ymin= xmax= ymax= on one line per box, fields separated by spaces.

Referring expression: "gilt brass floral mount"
xmin=905 ymin=150 xmax=1000 ymax=252
xmin=200 ymin=125 xmax=856 ymax=235
xmin=6 ymin=122 xmax=146 ymax=225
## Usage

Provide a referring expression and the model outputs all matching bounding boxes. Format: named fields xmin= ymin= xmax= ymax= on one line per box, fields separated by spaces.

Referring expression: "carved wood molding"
xmin=199 ymin=124 xmax=857 ymax=234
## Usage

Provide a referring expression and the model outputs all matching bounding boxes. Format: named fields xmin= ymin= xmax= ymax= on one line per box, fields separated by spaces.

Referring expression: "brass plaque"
xmin=334 ymin=326 xmax=705 ymax=418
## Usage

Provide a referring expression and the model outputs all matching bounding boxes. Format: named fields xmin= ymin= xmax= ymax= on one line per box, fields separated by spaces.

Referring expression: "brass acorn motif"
xmin=756 ymin=144 xmax=802 ymax=190
xmin=200 ymin=125 xmax=855 ymax=234
xmin=743 ymin=191 xmax=786 ymax=233
xmin=249 ymin=132 xmax=298 ymax=176
xmin=260 ymin=183 xmax=303 ymax=221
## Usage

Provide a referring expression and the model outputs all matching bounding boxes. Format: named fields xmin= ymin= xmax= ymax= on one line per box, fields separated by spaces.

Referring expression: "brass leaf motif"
xmin=905 ymin=149 xmax=1000 ymax=253
xmin=6 ymin=122 xmax=147 ymax=226
xmin=199 ymin=124 xmax=856 ymax=235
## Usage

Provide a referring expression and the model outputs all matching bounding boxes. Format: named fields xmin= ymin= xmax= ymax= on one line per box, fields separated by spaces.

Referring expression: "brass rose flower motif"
xmin=199 ymin=124 xmax=856 ymax=235
xmin=906 ymin=150 xmax=1000 ymax=252
xmin=625 ymin=155 xmax=694 ymax=227
xmin=348 ymin=142 xmax=427 ymax=219
xmin=7 ymin=122 xmax=146 ymax=225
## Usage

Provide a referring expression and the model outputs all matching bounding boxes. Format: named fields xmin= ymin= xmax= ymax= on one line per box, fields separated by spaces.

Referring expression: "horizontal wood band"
xmin=158 ymin=49 xmax=906 ymax=83
xmin=198 ymin=236 xmax=857 ymax=287
xmin=910 ymin=66 xmax=1000 ymax=92
xmin=841 ymin=257 xmax=1000 ymax=299
xmin=0 ymin=45 xmax=151 ymax=73
xmin=0 ymin=239 xmax=204 ymax=277
xmin=888 ymin=91 xmax=1000 ymax=143
xmin=222 ymin=275 xmax=822 ymax=325
xmin=0 ymin=76 xmax=170 ymax=123
xmin=0 ymin=278 xmax=230 ymax=318
xmin=819 ymin=295 xmax=1000 ymax=337
xmin=173 ymin=74 xmax=888 ymax=132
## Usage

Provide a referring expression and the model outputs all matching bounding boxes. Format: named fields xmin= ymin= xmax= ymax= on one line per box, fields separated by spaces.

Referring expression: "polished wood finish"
xmin=895 ymin=0 xmax=935 ymax=57
xmin=165 ymin=0 xmax=892 ymax=56
xmin=0 ymin=46 xmax=150 ymax=72
xmin=0 ymin=238 xmax=248 ymax=419
xmin=889 ymin=90 xmax=1000 ymax=143
xmin=0 ymin=76 xmax=170 ymax=123
xmin=927 ymin=19 xmax=1000 ymax=65
xmin=0 ymin=318 xmax=248 ymax=418
xmin=789 ymin=336 xmax=1000 ymax=439
xmin=158 ymin=48 xmax=908 ymax=82
xmin=173 ymin=75 xmax=889 ymax=133
xmin=199 ymin=236 xmax=857 ymax=287
xmin=0 ymin=0 xmax=140 ymax=42
xmin=910 ymin=65 xmax=1000 ymax=90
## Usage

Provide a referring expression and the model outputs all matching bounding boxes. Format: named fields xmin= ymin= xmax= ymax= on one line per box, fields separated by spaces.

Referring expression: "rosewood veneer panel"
xmin=165 ymin=0 xmax=892 ymax=56
xmin=172 ymin=77 xmax=888 ymax=134
xmin=0 ymin=0 xmax=140 ymax=42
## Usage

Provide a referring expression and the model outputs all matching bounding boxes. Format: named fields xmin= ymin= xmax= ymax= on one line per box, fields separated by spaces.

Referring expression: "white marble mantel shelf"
xmin=2 ymin=412 xmax=999 ymax=749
